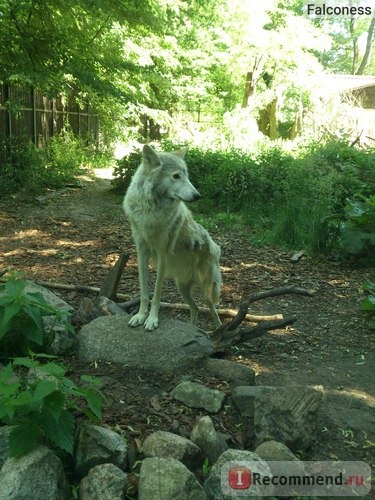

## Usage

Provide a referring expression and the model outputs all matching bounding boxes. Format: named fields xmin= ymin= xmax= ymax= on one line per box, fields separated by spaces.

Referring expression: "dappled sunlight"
xmin=3 ymin=248 xmax=59 ymax=257
xmin=5 ymin=228 xmax=49 ymax=241
xmin=240 ymin=262 xmax=284 ymax=272
xmin=328 ymin=387 xmax=375 ymax=407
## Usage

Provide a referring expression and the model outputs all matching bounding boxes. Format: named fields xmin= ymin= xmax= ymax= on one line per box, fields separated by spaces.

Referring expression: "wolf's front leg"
xmin=144 ymin=256 xmax=166 ymax=331
xmin=129 ymin=245 xmax=150 ymax=327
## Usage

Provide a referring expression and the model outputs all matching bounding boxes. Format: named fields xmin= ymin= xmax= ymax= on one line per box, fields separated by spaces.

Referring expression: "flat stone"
xmin=77 ymin=317 xmax=214 ymax=374
xmin=171 ymin=381 xmax=226 ymax=413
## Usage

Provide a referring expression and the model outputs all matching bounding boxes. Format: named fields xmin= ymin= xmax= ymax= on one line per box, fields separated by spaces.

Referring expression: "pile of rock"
xmin=0 ymin=370 xmax=322 ymax=499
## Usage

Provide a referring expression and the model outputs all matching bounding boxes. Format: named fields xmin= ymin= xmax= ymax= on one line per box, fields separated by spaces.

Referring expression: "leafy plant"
xmin=0 ymin=272 xmax=74 ymax=359
xmin=361 ymin=281 xmax=375 ymax=330
xmin=202 ymin=457 xmax=211 ymax=476
xmin=340 ymin=195 xmax=375 ymax=263
xmin=111 ymin=149 xmax=142 ymax=193
xmin=0 ymin=355 xmax=103 ymax=457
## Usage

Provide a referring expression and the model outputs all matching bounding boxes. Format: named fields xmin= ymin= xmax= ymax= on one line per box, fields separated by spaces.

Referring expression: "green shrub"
xmin=340 ymin=195 xmax=375 ymax=263
xmin=0 ymin=139 xmax=44 ymax=195
xmin=0 ymin=272 xmax=74 ymax=359
xmin=41 ymin=131 xmax=86 ymax=186
xmin=0 ymin=131 xmax=101 ymax=197
xmin=361 ymin=281 xmax=375 ymax=330
xmin=0 ymin=355 xmax=103 ymax=456
xmin=111 ymin=149 xmax=142 ymax=193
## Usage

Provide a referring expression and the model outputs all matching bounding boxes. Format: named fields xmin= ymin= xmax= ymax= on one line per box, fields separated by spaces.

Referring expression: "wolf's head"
xmin=142 ymin=144 xmax=201 ymax=202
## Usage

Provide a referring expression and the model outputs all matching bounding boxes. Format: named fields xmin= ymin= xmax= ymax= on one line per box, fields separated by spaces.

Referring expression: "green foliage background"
xmin=112 ymin=141 xmax=375 ymax=260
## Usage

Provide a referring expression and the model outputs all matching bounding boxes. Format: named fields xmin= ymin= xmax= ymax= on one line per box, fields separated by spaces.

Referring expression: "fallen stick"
xmin=2 ymin=277 xmax=281 ymax=322
xmin=31 ymin=280 xmax=132 ymax=300
xmin=159 ymin=301 xmax=282 ymax=322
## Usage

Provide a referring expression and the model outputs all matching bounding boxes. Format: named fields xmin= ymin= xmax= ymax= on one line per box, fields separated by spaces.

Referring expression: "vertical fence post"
xmin=4 ymin=84 xmax=11 ymax=140
xmin=32 ymin=87 xmax=37 ymax=145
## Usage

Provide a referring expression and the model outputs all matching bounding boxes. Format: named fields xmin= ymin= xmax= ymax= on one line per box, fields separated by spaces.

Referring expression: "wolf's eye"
xmin=173 ymin=173 xmax=181 ymax=179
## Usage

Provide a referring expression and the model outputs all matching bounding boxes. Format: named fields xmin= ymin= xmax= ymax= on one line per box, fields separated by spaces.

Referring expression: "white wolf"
xmin=123 ymin=144 xmax=222 ymax=331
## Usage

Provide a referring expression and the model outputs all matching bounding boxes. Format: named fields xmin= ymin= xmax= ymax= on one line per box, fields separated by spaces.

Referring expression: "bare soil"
xmin=0 ymin=173 xmax=374 ymax=490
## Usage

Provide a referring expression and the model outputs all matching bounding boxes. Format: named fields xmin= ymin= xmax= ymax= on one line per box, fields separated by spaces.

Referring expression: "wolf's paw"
xmin=144 ymin=315 xmax=159 ymax=331
xmin=128 ymin=312 xmax=148 ymax=327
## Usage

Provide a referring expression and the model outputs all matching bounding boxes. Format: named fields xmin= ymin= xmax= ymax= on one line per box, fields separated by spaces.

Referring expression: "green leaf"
xmin=363 ymin=281 xmax=375 ymax=291
xmin=0 ymin=363 xmax=14 ymax=382
xmin=24 ymin=323 xmax=44 ymax=346
xmin=40 ymin=362 xmax=66 ymax=378
xmin=12 ymin=357 xmax=40 ymax=368
xmin=34 ymin=380 xmax=58 ymax=402
xmin=8 ymin=424 xmax=43 ymax=457
xmin=0 ymin=302 xmax=21 ymax=338
xmin=5 ymin=278 xmax=26 ymax=297
xmin=14 ymin=391 xmax=34 ymax=407
xmin=0 ymin=380 xmax=19 ymax=397
xmin=48 ymin=409 xmax=75 ymax=454
xmin=361 ymin=296 xmax=375 ymax=311
xmin=43 ymin=391 xmax=65 ymax=421
xmin=0 ymin=295 xmax=13 ymax=306
xmin=23 ymin=304 xmax=44 ymax=333
xmin=85 ymin=391 xmax=103 ymax=420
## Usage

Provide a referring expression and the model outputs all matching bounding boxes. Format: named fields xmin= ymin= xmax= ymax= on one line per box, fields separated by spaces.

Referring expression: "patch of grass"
xmin=0 ymin=131 xmax=111 ymax=197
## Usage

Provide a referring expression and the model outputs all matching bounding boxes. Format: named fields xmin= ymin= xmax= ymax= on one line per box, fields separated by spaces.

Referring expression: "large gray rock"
xmin=143 ymin=431 xmax=203 ymax=470
xmin=24 ymin=282 xmax=74 ymax=315
xmin=251 ymin=386 xmax=323 ymax=450
xmin=204 ymin=449 xmax=273 ymax=499
xmin=254 ymin=440 xmax=306 ymax=478
xmin=206 ymin=358 xmax=255 ymax=386
xmin=79 ymin=463 xmax=127 ymax=500
xmin=231 ymin=386 xmax=259 ymax=418
xmin=77 ymin=317 xmax=214 ymax=373
xmin=171 ymin=381 xmax=226 ymax=413
xmin=0 ymin=446 xmax=69 ymax=500
xmin=190 ymin=416 xmax=228 ymax=465
xmin=74 ymin=425 xmax=128 ymax=479
xmin=254 ymin=440 xmax=301 ymax=462
xmin=139 ymin=457 xmax=207 ymax=500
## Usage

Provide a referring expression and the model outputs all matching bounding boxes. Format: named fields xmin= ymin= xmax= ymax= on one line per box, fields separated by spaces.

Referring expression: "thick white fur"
xmin=123 ymin=144 xmax=222 ymax=331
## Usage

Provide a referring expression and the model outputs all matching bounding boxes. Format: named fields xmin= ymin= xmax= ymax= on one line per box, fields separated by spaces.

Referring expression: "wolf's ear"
xmin=172 ymin=148 xmax=187 ymax=159
xmin=143 ymin=144 xmax=161 ymax=168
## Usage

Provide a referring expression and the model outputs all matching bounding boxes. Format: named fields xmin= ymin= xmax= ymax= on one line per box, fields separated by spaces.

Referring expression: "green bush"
xmin=0 ymin=355 xmax=103 ymax=456
xmin=0 ymin=131 xmax=102 ymax=197
xmin=41 ymin=131 xmax=86 ymax=186
xmin=111 ymin=149 xmax=142 ymax=193
xmin=0 ymin=272 xmax=74 ymax=359
xmin=340 ymin=195 xmax=375 ymax=263
xmin=0 ymin=139 xmax=44 ymax=195
xmin=361 ymin=281 xmax=375 ymax=330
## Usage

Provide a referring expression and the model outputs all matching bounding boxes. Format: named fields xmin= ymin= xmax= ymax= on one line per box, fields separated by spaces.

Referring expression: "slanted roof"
xmin=321 ymin=74 xmax=375 ymax=92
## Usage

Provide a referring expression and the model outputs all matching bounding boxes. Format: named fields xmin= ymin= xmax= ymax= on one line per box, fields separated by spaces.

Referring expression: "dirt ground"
xmin=0 ymin=172 xmax=374 ymax=490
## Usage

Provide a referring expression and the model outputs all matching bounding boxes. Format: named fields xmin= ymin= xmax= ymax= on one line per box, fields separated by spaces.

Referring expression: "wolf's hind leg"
xmin=177 ymin=281 xmax=199 ymax=324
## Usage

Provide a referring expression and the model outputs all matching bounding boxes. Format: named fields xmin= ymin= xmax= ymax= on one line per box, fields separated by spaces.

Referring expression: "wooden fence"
xmin=0 ymin=83 xmax=99 ymax=146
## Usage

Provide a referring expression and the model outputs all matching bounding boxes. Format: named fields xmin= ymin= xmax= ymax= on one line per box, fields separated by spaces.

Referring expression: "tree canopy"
xmin=1 ymin=0 xmax=374 ymax=140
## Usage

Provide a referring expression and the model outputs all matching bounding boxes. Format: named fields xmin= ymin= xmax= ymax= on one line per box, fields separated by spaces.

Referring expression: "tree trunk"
xmin=257 ymin=96 xmax=278 ymax=139
xmin=350 ymin=19 xmax=359 ymax=75
xmin=356 ymin=17 xmax=375 ymax=75
xmin=242 ymin=71 xmax=255 ymax=108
